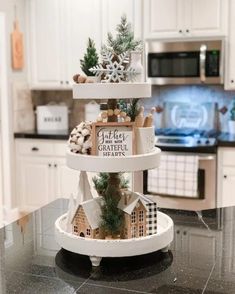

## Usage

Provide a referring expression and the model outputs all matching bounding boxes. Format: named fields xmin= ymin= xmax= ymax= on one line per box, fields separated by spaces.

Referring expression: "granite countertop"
xmin=0 ymin=199 xmax=234 ymax=293
xmin=14 ymin=130 xmax=70 ymax=140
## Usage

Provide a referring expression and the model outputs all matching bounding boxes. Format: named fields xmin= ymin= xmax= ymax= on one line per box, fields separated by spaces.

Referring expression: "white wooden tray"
xmin=72 ymin=83 xmax=151 ymax=99
xmin=55 ymin=211 xmax=174 ymax=266
xmin=66 ymin=147 xmax=161 ymax=172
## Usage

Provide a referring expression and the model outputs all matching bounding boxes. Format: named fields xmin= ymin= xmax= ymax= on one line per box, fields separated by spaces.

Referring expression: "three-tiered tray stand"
xmin=55 ymin=83 xmax=174 ymax=267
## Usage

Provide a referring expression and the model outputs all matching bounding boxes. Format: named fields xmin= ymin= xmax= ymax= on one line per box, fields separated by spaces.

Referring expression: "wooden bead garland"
xmin=97 ymin=109 xmax=131 ymax=123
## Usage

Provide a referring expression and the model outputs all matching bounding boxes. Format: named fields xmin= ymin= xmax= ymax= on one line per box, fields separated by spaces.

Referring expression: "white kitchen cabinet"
xmin=217 ymin=147 xmax=235 ymax=207
xmin=225 ymin=0 xmax=235 ymax=89
xmin=27 ymin=0 xmax=102 ymax=89
xmin=18 ymin=157 xmax=52 ymax=208
xmin=16 ymin=139 xmax=79 ymax=209
xmin=144 ymin=0 xmax=228 ymax=39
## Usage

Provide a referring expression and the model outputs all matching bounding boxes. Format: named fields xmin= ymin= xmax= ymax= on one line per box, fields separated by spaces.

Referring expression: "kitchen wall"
xmin=143 ymin=85 xmax=235 ymax=132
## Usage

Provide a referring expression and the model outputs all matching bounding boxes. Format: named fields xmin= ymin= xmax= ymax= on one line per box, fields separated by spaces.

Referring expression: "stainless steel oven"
xmin=144 ymin=151 xmax=217 ymax=210
xmin=146 ymin=39 xmax=224 ymax=85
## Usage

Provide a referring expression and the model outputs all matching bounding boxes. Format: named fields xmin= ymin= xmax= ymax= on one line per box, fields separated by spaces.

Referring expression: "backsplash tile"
xmin=143 ymin=85 xmax=235 ymax=132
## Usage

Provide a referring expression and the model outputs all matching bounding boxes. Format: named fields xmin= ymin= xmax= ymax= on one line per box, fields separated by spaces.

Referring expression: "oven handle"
xmin=198 ymin=155 xmax=215 ymax=161
xmin=200 ymin=44 xmax=207 ymax=83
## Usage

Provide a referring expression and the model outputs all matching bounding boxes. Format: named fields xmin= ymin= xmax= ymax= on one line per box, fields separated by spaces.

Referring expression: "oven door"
xmin=144 ymin=152 xmax=216 ymax=205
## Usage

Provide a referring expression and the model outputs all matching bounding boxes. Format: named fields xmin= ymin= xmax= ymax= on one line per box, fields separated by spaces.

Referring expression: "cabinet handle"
xmin=31 ymin=147 xmax=39 ymax=152
xmin=186 ymin=29 xmax=190 ymax=33
xmin=183 ymin=231 xmax=187 ymax=235
xmin=54 ymin=164 xmax=57 ymax=168
xmin=231 ymin=80 xmax=234 ymax=83
xmin=48 ymin=163 xmax=51 ymax=168
xmin=179 ymin=29 xmax=182 ymax=33
xmin=176 ymin=230 xmax=180 ymax=234
xmin=224 ymin=175 xmax=227 ymax=179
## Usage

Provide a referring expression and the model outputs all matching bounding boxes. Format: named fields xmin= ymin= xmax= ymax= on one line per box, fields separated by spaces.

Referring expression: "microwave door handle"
xmin=200 ymin=44 xmax=207 ymax=83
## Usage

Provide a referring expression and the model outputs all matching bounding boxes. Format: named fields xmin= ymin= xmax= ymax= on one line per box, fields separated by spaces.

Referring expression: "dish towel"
xmin=147 ymin=154 xmax=199 ymax=198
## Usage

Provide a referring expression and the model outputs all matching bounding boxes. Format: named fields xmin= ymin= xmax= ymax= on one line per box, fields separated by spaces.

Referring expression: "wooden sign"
xmin=91 ymin=122 xmax=135 ymax=157
xmin=11 ymin=20 xmax=24 ymax=70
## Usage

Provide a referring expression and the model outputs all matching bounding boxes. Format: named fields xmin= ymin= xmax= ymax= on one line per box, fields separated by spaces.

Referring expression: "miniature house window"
xmin=131 ymin=211 xmax=136 ymax=224
xmin=95 ymin=228 xmax=99 ymax=235
xmin=139 ymin=225 xmax=144 ymax=237
xmin=125 ymin=228 xmax=128 ymax=237
xmin=86 ymin=228 xmax=91 ymax=236
xmin=139 ymin=210 xmax=144 ymax=222
xmin=74 ymin=225 xmax=78 ymax=233
xmin=131 ymin=226 xmax=136 ymax=238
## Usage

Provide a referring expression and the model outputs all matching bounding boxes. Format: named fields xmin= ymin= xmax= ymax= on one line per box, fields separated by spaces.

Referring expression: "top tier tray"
xmin=72 ymin=82 xmax=152 ymax=99
xmin=66 ymin=147 xmax=161 ymax=172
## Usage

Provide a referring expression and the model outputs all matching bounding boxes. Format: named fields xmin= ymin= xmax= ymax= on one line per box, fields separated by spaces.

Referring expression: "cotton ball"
xmin=82 ymin=129 xmax=90 ymax=136
xmin=77 ymin=136 xmax=84 ymax=145
xmin=83 ymin=139 xmax=92 ymax=149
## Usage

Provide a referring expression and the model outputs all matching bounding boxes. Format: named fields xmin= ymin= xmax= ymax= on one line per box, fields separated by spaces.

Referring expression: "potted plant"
xmin=229 ymin=100 xmax=235 ymax=134
xmin=80 ymin=38 xmax=99 ymax=80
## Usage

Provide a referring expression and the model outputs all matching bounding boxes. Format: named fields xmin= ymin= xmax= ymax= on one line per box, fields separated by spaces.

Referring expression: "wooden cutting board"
xmin=11 ymin=20 xmax=24 ymax=70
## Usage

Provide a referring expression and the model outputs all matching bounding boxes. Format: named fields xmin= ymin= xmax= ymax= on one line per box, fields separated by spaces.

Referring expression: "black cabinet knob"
xmin=54 ymin=164 xmax=57 ymax=168
xmin=186 ymin=29 xmax=190 ymax=33
xmin=48 ymin=163 xmax=51 ymax=167
xmin=31 ymin=147 xmax=39 ymax=151
xmin=224 ymin=175 xmax=227 ymax=179
xmin=176 ymin=230 xmax=180 ymax=234
xmin=183 ymin=231 xmax=187 ymax=235
xmin=66 ymin=81 xmax=69 ymax=84
xmin=231 ymin=80 xmax=234 ymax=83
xmin=60 ymin=81 xmax=63 ymax=84
xmin=179 ymin=30 xmax=182 ymax=33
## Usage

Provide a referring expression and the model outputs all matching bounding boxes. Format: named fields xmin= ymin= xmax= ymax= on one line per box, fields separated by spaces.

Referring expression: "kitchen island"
xmin=0 ymin=199 xmax=234 ymax=293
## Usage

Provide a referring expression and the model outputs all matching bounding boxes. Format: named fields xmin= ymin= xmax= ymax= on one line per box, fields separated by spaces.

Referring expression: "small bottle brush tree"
xmin=93 ymin=173 xmax=129 ymax=237
xmin=119 ymin=98 xmax=140 ymax=122
xmin=80 ymin=38 xmax=99 ymax=76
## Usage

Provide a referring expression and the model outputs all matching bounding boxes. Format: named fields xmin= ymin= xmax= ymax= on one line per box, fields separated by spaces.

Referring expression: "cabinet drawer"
xmin=222 ymin=150 xmax=235 ymax=166
xmin=17 ymin=140 xmax=54 ymax=156
xmin=54 ymin=142 xmax=67 ymax=157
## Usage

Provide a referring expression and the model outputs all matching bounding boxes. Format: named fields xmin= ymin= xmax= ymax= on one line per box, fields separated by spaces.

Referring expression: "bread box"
xmin=36 ymin=105 xmax=68 ymax=132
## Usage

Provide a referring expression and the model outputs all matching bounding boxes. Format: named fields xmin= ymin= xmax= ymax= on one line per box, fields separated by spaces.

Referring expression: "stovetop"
xmin=155 ymin=128 xmax=218 ymax=148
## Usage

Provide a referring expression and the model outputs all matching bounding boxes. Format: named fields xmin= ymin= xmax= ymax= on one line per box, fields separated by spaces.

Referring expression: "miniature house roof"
xmin=118 ymin=192 xmax=154 ymax=215
xmin=72 ymin=197 xmax=102 ymax=230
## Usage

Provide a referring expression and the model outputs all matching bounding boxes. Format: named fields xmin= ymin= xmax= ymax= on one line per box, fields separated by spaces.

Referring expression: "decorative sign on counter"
xmin=91 ymin=122 xmax=135 ymax=156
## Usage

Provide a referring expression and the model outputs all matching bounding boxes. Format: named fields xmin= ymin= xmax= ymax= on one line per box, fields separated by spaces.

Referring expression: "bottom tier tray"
xmin=55 ymin=211 xmax=174 ymax=266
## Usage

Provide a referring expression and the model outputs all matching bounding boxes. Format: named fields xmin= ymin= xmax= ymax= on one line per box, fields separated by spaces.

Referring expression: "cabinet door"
xmin=182 ymin=227 xmax=222 ymax=268
xmin=54 ymin=159 xmax=79 ymax=199
xmin=221 ymin=167 xmax=235 ymax=207
xmin=28 ymin=0 xmax=63 ymax=88
xmin=19 ymin=157 xmax=52 ymax=208
xmin=144 ymin=0 xmax=185 ymax=39
xmin=102 ymin=0 xmax=142 ymax=41
xmin=188 ymin=0 xmax=228 ymax=37
xmin=63 ymin=0 xmax=102 ymax=83
xmin=225 ymin=0 xmax=235 ymax=89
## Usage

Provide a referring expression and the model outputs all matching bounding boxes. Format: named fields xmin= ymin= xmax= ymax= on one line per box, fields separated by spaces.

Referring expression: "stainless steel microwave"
xmin=146 ymin=39 xmax=224 ymax=85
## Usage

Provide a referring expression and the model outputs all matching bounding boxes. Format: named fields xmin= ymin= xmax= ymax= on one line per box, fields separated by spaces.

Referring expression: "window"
xmin=139 ymin=210 xmax=144 ymax=222
xmin=95 ymin=228 xmax=99 ymax=235
xmin=131 ymin=211 xmax=136 ymax=224
xmin=74 ymin=225 xmax=78 ymax=233
xmin=86 ymin=228 xmax=91 ymax=236
xmin=131 ymin=226 xmax=136 ymax=238
xmin=139 ymin=225 xmax=144 ymax=237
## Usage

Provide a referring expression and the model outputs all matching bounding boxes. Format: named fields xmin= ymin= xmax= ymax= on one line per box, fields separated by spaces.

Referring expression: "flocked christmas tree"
xmin=80 ymin=38 xmax=99 ymax=76
xmin=103 ymin=14 xmax=142 ymax=55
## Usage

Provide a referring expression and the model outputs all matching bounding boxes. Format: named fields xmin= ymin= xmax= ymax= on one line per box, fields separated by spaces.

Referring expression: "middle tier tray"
xmin=66 ymin=147 xmax=161 ymax=172
xmin=72 ymin=82 xmax=151 ymax=99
